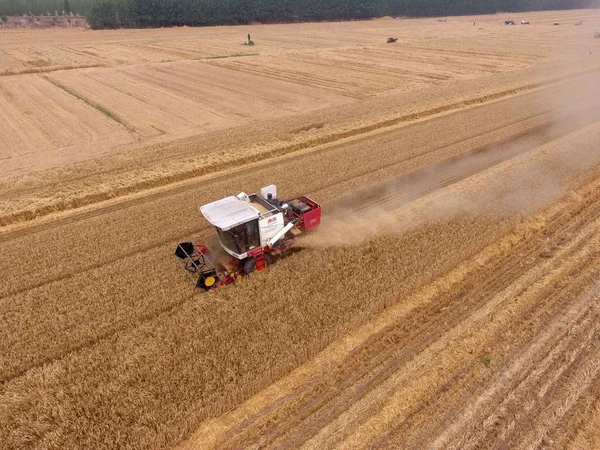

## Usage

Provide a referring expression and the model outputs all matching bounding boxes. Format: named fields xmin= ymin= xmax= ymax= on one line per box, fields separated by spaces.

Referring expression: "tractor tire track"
xmin=382 ymin=253 xmax=600 ymax=450
xmin=307 ymin=256 xmax=600 ymax=450
xmin=294 ymin=229 xmax=599 ymax=450
xmin=362 ymin=252 xmax=600 ymax=449
xmin=498 ymin=305 xmax=600 ymax=450
xmin=545 ymin=370 xmax=600 ymax=449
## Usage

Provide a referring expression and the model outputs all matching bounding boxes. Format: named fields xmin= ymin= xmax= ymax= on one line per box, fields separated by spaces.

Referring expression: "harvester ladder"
xmin=254 ymin=250 xmax=267 ymax=271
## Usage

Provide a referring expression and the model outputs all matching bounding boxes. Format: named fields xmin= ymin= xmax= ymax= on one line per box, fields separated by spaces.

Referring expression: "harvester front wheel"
xmin=197 ymin=274 xmax=218 ymax=290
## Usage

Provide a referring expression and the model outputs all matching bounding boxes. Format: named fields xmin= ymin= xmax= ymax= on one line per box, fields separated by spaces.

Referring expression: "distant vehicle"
xmin=505 ymin=20 xmax=515 ymax=25
xmin=554 ymin=22 xmax=560 ymax=26
xmin=575 ymin=20 xmax=583 ymax=26
xmin=521 ymin=20 xmax=530 ymax=25
xmin=438 ymin=19 xmax=447 ymax=23
xmin=595 ymin=31 xmax=600 ymax=38
xmin=387 ymin=37 xmax=398 ymax=43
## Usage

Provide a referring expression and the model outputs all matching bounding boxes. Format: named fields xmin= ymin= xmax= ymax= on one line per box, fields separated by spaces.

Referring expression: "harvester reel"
xmin=175 ymin=242 xmax=195 ymax=261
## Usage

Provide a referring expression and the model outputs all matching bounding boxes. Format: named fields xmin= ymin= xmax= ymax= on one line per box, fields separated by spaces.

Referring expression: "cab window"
xmin=217 ymin=220 xmax=260 ymax=254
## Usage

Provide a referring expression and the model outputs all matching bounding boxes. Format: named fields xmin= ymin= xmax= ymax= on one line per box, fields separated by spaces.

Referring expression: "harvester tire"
xmin=265 ymin=253 xmax=273 ymax=266
xmin=197 ymin=274 xmax=218 ymax=290
xmin=243 ymin=257 xmax=256 ymax=274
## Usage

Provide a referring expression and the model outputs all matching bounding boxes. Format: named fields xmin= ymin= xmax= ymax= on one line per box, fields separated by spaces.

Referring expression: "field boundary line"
xmin=1 ymin=67 xmax=599 ymax=232
xmin=0 ymin=63 xmax=105 ymax=77
xmin=196 ymin=53 xmax=259 ymax=60
xmin=42 ymin=76 xmax=136 ymax=132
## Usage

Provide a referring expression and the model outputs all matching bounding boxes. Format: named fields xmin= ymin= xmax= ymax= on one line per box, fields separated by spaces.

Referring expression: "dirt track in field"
xmin=1 ymin=9 xmax=600 ymax=450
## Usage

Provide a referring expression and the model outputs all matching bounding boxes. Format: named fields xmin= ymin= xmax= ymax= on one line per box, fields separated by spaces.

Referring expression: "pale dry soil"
xmin=1 ymin=9 xmax=600 ymax=450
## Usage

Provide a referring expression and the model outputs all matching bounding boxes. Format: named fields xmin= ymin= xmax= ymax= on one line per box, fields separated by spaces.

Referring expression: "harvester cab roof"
xmin=175 ymin=185 xmax=321 ymax=290
xmin=200 ymin=195 xmax=266 ymax=231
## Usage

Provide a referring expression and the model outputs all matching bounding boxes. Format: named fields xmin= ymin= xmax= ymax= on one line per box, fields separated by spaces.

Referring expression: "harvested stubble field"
xmin=1 ymin=8 xmax=600 ymax=450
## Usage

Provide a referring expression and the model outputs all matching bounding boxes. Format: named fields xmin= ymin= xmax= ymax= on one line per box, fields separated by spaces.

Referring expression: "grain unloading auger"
xmin=175 ymin=185 xmax=321 ymax=290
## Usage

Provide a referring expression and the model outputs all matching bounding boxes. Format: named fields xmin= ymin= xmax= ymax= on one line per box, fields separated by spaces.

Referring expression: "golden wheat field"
xmin=1 ymin=8 xmax=600 ymax=450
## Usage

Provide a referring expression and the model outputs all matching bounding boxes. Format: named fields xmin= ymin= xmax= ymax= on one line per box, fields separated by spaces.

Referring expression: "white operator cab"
xmin=200 ymin=187 xmax=286 ymax=260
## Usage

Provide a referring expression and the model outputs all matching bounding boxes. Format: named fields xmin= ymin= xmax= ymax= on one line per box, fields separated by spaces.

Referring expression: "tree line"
xmin=1 ymin=0 xmax=594 ymax=29
xmin=0 ymin=0 xmax=93 ymax=16
xmin=87 ymin=0 xmax=595 ymax=29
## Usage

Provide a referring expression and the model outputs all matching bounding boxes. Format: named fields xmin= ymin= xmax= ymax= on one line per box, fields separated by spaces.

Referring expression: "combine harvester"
xmin=175 ymin=185 xmax=321 ymax=290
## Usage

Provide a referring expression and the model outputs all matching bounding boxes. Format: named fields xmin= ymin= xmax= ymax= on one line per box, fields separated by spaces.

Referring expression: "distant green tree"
xmin=78 ymin=0 xmax=600 ymax=29
xmin=88 ymin=0 xmax=118 ymax=28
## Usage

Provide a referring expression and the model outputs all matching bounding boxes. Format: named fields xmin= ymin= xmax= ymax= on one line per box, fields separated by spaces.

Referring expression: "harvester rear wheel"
xmin=264 ymin=253 xmax=273 ymax=266
xmin=243 ymin=257 xmax=256 ymax=274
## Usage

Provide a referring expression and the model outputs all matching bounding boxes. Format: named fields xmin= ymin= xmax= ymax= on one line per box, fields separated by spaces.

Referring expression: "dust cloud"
xmin=303 ymin=70 xmax=600 ymax=249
